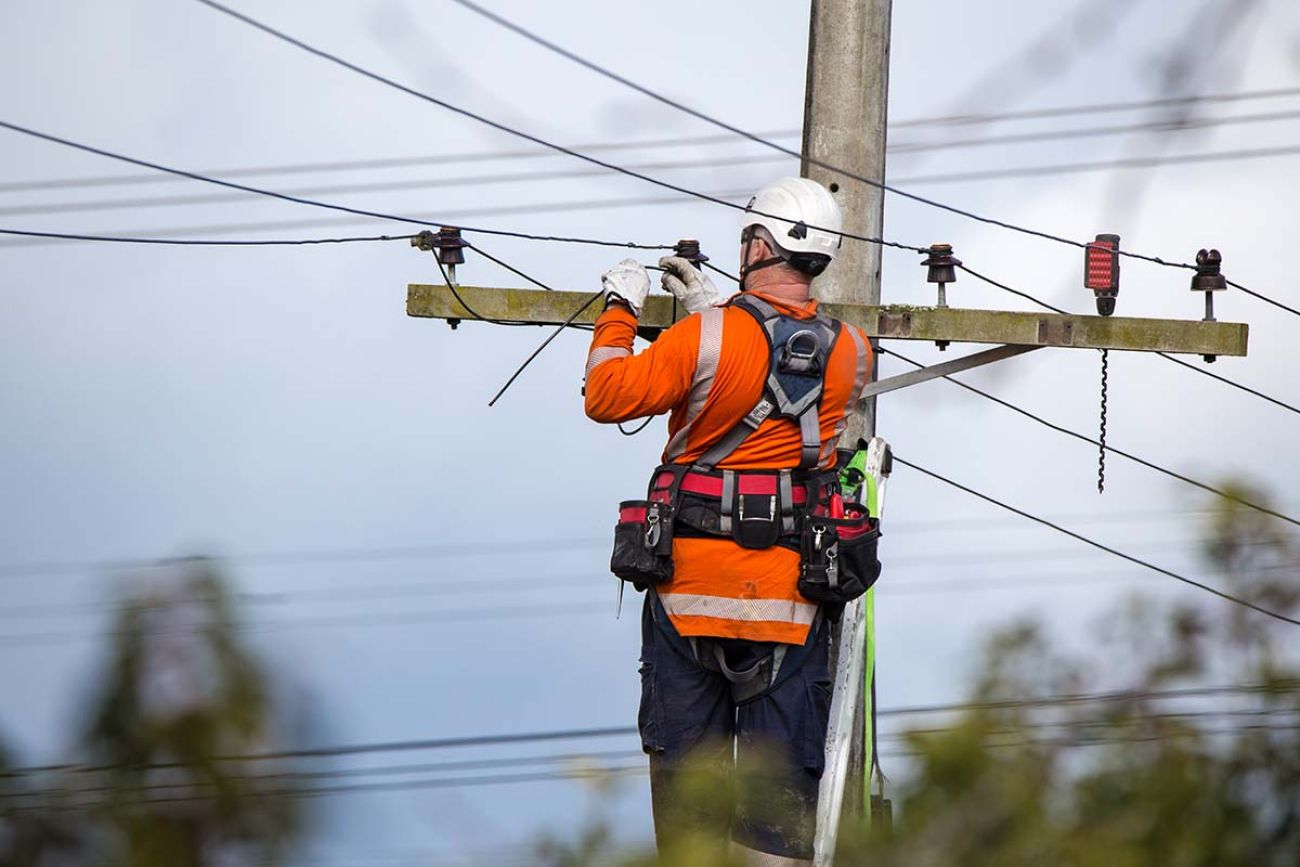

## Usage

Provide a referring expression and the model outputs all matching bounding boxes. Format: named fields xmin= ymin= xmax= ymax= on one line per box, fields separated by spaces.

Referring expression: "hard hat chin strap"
xmin=739 ymin=226 xmax=789 ymax=290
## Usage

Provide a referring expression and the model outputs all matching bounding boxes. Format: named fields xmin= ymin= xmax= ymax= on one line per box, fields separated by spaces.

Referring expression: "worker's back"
xmin=585 ymin=288 xmax=873 ymax=645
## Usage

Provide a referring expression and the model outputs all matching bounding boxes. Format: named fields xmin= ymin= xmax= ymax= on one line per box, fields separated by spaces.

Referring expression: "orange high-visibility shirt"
xmin=585 ymin=290 xmax=873 ymax=645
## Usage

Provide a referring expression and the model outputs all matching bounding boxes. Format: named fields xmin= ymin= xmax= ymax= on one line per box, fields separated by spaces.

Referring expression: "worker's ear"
xmin=744 ymin=235 xmax=772 ymax=266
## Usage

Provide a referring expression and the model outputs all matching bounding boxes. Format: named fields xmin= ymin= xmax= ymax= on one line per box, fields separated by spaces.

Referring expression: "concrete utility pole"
xmin=802 ymin=0 xmax=891 ymax=445
xmin=801 ymin=0 xmax=893 ymax=822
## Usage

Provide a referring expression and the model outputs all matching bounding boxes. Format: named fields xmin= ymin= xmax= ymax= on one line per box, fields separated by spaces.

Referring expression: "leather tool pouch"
xmin=611 ymin=500 xmax=675 ymax=590
xmin=798 ymin=506 xmax=881 ymax=605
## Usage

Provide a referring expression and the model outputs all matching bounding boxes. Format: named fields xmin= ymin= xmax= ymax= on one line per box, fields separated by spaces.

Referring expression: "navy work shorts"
xmin=637 ymin=595 xmax=831 ymax=860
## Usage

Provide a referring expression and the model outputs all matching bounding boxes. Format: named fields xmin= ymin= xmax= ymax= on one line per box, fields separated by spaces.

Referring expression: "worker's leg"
xmin=638 ymin=595 xmax=734 ymax=856
xmin=731 ymin=620 xmax=832 ymax=863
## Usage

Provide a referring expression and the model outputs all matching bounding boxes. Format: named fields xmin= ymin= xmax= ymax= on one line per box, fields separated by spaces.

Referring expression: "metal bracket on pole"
xmin=860 ymin=344 xmax=1042 ymax=399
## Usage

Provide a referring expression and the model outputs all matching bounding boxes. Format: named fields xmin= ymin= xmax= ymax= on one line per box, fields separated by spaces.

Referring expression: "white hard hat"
xmin=741 ymin=177 xmax=843 ymax=261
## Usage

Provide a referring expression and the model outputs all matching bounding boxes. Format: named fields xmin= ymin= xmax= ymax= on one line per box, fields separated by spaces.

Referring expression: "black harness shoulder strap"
xmin=695 ymin=294 xmax=843 ymax=472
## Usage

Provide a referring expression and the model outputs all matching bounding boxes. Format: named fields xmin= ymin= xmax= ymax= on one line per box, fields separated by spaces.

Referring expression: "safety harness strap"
xmin=696 ymin=397 xmax=776 ymax=471
xmin=693 ymin=294 xmax=841 ymax=472
xmin=799 ymin=408 xmax=822 ymax=469
xmin=664 ymin=598 xmax=824 ymax=704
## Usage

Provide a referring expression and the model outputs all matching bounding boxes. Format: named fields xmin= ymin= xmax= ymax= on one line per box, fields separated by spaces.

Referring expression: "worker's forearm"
xmin=584 ymin=305 xmax=696 ymax=423
xmin=583 ymin=304 xmax=639 ymax=422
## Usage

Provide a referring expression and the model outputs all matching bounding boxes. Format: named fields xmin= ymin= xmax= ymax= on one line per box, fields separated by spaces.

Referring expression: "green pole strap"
xmin=864 ymin=585 xmax=876 ymax=821
xmin=862 ymin=469 xmax=880 ymax=822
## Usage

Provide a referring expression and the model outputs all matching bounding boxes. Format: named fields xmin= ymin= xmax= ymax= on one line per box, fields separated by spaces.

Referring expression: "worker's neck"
xmin=744 ymin=266 xmax=813 ymax=305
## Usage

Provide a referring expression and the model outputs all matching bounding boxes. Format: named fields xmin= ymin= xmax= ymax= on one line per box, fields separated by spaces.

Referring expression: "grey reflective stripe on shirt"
xmin=664 ymin=307 xmax=724 ymax=460
xmin=584 ymin=345 xmax=631 ymax=378
xmin=821 ymin=325 xmax=871 ymax=466
xmin=658 ymin=592 xmax=818 ymax=626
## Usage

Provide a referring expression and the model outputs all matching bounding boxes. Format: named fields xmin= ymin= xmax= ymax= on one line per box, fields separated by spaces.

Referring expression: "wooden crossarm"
xmin=407 ymin=284 xmax=1249 ymax=357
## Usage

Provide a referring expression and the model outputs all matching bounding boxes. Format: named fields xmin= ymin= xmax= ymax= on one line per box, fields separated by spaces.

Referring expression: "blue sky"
xmin=1 ymin=0 xmax=1298 ymax=861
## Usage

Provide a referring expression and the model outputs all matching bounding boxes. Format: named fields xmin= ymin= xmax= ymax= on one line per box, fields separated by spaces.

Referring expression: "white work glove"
xmin=658 ymin=256 xmax=723 ymax=314
xmin=600 ymin=259 xmax=651 ymax=316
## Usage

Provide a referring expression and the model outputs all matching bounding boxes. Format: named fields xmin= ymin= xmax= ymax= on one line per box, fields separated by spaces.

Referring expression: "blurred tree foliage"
xmin=0 ymin=559 xmax=303 ymax=866
xmin=537 ymin=484 xmax=1300 ymax=866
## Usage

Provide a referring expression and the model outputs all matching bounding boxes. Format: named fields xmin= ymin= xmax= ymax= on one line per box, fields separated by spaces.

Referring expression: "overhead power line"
xmin=955 ymin=263 xmax=1300 ymax=417
xmin=8 ymin=107 xmax=1300 ymax=200
xmin=0 ymin=130 xmax=798 ymax=195
xmin=428 ymin=0 xmax=1235 ymax=274
xmin=194 ymin=0 xmax=926 ymax=254
xmin=5 ymin=84 xmax=1299 ymax=196
xmin=883 ymin=347 xmax=1300 ymax=528
xmin=13 ymin=136 xmax=1300 ymax=248
xmin=0 ymin=119 xmax=671 ymax=252
xmin=13 ymin=137 xmax=1300 ymax=221
xmin=0 ymin=154 xmax=787 ymax=219
xmin=887 ymin=109 xmax=1300 ymax=154
xmin=0 ymin=228 xmax=414 ymax=247
xmin=894 ymin=142 xmax=1300 ymax=186
xmin=894 ymin=455 xmax=1300 ymax=627
xmin=887 ymin=85 xmax=1300 ymax=129
xmin=10 ymin=140 xmax=1300 ymax=249
xmin=17 ymin=707 xmax=1300 ymax=807
xmin=6 ymin=679 xmax=1294 ymax=779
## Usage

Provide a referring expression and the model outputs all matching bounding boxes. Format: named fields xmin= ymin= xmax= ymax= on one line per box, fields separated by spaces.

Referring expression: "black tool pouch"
xmin=797 ymin=508 xmax=881 ymax=605
xmin=721 ymin=471 xmax=787 ymax=550
xmin=732 ymin=491 xmax=782 ymax=549
xmin=611 ymin=500 xmax=675 ymax=590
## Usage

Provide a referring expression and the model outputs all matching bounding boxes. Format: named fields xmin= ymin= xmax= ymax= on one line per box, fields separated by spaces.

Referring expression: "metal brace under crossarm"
xmin=860 ymin=344 xmax=1042 ymax=398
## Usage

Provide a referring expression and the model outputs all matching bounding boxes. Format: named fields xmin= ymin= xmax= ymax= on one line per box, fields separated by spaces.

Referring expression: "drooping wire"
xmin=0 ymin=227 xmax=415 ymax=246
xmin=894 ymin=455 xmax=1300 ymax=627
xmin=0 ymin=119 xmax=671 ymax=252
xmin=194 ymin=0 xmax=929 ymax=256
xmin=884 ymin=348 xmax=1300 ymax=528
xmin=1098 ymin=350 xmax=1109 ymax=494
xmin=433 ymin=256 xmax=530 ymax=327
xmin=955 ymin=264 xmax=1300 ymax=418
xmin=488 ymin=288 xmax=605 ymax=406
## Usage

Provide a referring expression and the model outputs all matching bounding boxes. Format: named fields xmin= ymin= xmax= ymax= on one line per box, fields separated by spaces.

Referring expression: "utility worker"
xmin=584 ymin=178 xmax=878 ymax=865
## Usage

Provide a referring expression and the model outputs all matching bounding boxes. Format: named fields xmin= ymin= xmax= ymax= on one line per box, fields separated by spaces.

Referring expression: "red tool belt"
xmin=650 ymin=464 xmax=837 ymax=549
xmin=610 ymin=463 xmax=880 ymax=604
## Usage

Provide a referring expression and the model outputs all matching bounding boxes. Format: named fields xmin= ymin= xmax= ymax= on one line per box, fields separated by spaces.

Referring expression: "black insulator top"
xmin=1191 ymin=248 xmax=1227 ymax=293
xmin=920 ymin=243 xmax=961 ymax=284
xmin=434 ymin=226 xmax=467 ymax=266
xmin=674 ymin=238 xmax=709 ymax=265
